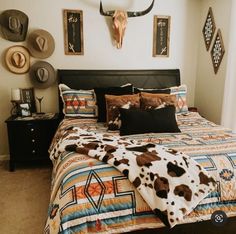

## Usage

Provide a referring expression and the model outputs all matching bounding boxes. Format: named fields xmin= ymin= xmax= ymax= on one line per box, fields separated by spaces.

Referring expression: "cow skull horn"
xmin=127 ymin=0 xmax=155 ymax=17
xmin=99 ymin=0 xmax=155 ymax=49
xmin=100 ymin=1 xmax=114 ymax=17
xmin=100 ymin=0 xmax=155 ymax=18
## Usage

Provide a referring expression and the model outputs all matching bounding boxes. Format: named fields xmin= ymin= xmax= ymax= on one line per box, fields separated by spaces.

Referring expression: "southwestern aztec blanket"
xmin=44 ymin=112 xmax=236 ymax=234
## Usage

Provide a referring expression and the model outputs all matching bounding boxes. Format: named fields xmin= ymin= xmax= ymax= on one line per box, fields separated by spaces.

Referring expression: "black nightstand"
xmin=188 ymin=107 xmax=198 ymax=112
xmin=5 ymin=113 xmax=60 ymax=171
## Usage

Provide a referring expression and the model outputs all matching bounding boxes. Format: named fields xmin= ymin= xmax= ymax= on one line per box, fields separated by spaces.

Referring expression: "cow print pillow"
xmin=105 ymin=94 xmax=140 ymax=131
xmin=140 ymin=92 xmax=177 ymax=110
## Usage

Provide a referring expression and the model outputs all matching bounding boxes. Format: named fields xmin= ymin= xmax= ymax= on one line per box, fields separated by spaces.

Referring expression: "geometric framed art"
xmin=210 ymin=29 xmax=225 ymax=74
xmin=63 ymin=9 xmax=84 ymax=55
xmin=153 ymin=15 xmax=171 ymax=57
xmin=202 ymin=7 xmax=216 ymax=51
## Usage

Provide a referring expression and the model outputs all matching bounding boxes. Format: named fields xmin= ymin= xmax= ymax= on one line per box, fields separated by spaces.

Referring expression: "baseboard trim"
xmin=0 ymin=154 xmax=10 ymax=161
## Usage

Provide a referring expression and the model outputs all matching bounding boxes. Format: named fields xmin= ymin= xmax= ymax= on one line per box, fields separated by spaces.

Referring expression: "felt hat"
xmin=27 ymin=29 xmax=55 ymax=59
xmin=0 ymin=9 xmax=28 ymax=42
xmin=5 ymin=45 xmax=30 ymax=74
xmin=30 ymin=61 xmax=56 ymax=89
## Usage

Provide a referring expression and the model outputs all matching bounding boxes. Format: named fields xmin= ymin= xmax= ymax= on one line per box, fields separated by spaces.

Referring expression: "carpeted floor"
xmin=0 ymin=160 xmax=52 ymax=234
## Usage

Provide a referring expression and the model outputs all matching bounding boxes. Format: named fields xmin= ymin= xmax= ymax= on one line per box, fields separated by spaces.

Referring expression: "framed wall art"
xmin=20 ymin=88 xmax=36 ymax=113
xmin=211 ymin=29 xmax=225 ymax=74
xmin=153 ymin=15 xmax=171 ymax=57
xmin=202 ymin=7 xmax=216 ymax=51
xmin=63 ymin=9 xmax=84 ymax=55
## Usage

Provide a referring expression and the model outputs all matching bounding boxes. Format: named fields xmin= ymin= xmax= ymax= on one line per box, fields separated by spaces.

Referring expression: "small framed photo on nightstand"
xmin=20 ymin=103 xmax=31 ymax=117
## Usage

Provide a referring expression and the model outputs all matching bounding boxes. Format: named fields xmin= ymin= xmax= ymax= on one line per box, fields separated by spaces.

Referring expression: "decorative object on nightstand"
xmin=5 ymin=113 xmax=60 ymax=171
xmin=19 ymin=103 xmax=31 ymax=117
xmin=11 ymin=88 xmax=21 ymax=116
xmin=20 ymin=87 xmax=36 ymax=113
xmin=36 ymin=96 xmax=44 ymax=114
xmin=10 ymin=87 xmax=36 ymax=116
xmin=10 ymin=100 xmax=21 ymax=116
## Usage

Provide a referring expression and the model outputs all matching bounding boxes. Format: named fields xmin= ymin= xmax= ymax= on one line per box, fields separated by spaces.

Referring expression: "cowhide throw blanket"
xmin=50 ymin=126 xmax=216 ymax=228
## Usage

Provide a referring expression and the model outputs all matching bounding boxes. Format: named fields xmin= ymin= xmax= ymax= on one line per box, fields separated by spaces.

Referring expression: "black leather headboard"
xmin=58 ymin=69 xmax=180 ymax=116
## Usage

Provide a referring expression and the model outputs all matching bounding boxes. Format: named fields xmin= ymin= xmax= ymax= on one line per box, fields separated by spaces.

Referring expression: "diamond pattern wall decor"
xmin=211 ymin=29 xmax=225 ymax=74
xmin=202 ymin=7 xmax=216 ymax=51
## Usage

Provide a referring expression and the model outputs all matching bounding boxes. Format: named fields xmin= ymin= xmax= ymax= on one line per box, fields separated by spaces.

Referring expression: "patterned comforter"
xmin=44 ymin=112 xmax=236 ymax=234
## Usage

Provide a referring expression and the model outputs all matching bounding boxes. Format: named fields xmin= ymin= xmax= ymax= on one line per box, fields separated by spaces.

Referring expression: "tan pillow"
xmin=140 ymin=92 xmax=177 ymax=110
xmin=105 ymin=94 xmax=140 ymax=131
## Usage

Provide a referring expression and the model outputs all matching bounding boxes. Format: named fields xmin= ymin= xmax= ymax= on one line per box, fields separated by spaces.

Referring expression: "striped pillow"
xmin=170 ymin=84 xmax=188 ymax=114
xmin=59 ymin=84 xmax=98 ymax=118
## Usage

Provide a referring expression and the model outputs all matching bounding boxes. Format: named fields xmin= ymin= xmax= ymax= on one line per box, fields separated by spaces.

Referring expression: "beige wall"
xmin=0 ymin=0 xmax=201 ymax=155
xmin=221 ymin=0 xmax=236 ymax=132
xmin=195 ymin=0 xmax=232 ymax=124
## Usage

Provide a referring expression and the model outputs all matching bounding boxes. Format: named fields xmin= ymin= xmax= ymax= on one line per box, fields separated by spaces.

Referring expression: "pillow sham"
xmin=170 ymin=84 xmax=188 ymax=114
xmin=59 ymin=84 xmax=97 ymax=118
xmin=105 ymin=94 xmax=140 ymax=131
xmin=119 ymin=105 xmax=180 ymax=136
xmin=140 ymin=92 xmax=177 ymax=110
xmin=94 ymin=84 xmax=133 ymax=122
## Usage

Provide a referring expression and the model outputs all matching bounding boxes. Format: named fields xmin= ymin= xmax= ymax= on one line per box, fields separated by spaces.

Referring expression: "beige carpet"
xmin=0 ymin=160 xmax=52 ymax=234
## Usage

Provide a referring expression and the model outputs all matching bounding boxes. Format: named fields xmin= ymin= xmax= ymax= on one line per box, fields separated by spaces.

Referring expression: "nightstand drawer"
xmin=5 ymin=113 xmax=60 ymax=171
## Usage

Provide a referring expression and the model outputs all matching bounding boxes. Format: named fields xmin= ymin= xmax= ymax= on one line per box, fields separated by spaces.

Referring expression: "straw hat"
xmin=5 ymin=45 xmax=30 ymax=74
xmin=30 ymin=61 xmax=56 ymax=89
xmin=0 ymin=9 xmax=28 ymax=42
xmin=27 ymin=29 xmax=55 ymax=59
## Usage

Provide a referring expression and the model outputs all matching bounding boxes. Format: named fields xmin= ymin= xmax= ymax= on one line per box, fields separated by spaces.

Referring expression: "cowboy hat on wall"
xmin=30 ymin=61 xmax=56 ymax=89
xmin=0 ymin=9 xmax=29 ymax=42
xmin=5 ymin=45 xmax=30 ymax=74
xmin=27 ymin=29 xmax=55 ymax=59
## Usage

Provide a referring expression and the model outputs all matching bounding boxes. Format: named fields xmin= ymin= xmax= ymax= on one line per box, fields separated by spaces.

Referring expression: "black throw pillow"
xmin=94 ymin=85 xmax=133 ymax=122
xmin=119 ymin=105 xmax=181 ymax=136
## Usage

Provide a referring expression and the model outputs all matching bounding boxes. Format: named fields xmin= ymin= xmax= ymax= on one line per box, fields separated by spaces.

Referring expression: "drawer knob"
xmin=31 ymin=128 xmax=34 ymax=132
xmin=32 ymin=139 xmax=35 ymax=143
xmin=32 ymin=150 xmax=36 ymax=154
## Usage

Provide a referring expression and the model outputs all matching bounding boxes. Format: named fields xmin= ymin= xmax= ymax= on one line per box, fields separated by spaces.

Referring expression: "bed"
xmin=44 ymin=69 xmax=236 ymax=234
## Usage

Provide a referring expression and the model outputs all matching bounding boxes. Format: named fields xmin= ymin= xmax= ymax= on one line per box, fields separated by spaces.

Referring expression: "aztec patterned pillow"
xmin=105 ymin=94 xmax=140 ymax=131
xmin=59 ymin=84 xmax=98 ymax=118
xmin=170 ymin=84 xmax=188 ymax=114
xmin=140 ymin=92 xmax=177 ymax=110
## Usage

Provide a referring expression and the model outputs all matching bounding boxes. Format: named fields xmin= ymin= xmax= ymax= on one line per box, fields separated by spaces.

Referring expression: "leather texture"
xmin=57 ymin=69 xmax=180 ymax=116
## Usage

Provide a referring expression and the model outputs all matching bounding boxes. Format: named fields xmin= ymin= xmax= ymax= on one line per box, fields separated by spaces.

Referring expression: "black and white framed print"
xmin=153 ymin=15 xmax=171 ymax=57
xmin=63 ymin=9 xmax=84 ymax=55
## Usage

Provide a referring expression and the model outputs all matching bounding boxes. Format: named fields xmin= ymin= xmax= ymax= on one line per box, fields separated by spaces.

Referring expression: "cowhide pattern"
xmin=105 ymin=94 xmax=140 ymax=131
xmin=50 ymin=126 xmax=216 ymax=228
xmin=140 ymin=92 xmax=177 ymax=110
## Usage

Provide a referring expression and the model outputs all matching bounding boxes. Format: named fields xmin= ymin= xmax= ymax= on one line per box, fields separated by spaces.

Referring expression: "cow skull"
xmin=100 ymin=0 xmax=155 ymax=49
